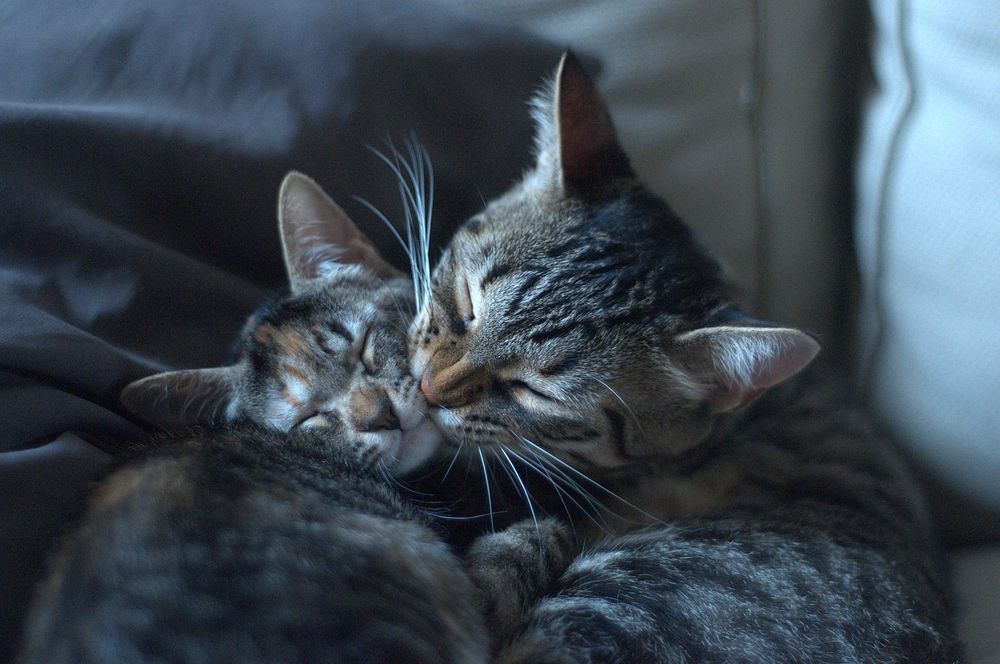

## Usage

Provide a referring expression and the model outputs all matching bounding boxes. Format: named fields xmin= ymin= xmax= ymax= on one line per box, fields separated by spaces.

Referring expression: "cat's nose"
xmin=420 ymin=365 xmax=481 ymax=408
xmin=359 ymin=396 xmax=400 ymax=432
xmin=420 ymin=369 xmax=442 ymax=406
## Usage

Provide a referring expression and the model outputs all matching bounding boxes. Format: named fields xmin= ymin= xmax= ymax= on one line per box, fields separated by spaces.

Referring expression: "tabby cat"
xmin=409 ymin=53 xmax=960 ymax=662
xmin=18 ymin=173 xmax=567 ymax=663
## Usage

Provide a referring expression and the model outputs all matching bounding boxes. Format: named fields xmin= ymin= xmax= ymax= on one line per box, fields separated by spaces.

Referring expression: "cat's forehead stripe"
xmin=280 ymin=363 xmax=309 ymax=383
xmin=324 ymin=318 xmax=354 ymax=344
xmin=266 ymin=326 xmax=310 ymax=358
xmin=308 ymin=324 xmax=335 ymax=355
xmin=479 ymin=260 xmax=514 ymax=290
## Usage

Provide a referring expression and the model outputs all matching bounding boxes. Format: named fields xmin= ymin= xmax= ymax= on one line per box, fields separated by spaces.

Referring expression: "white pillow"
xmin=857 ymin=0 xmax=1000 ymax=510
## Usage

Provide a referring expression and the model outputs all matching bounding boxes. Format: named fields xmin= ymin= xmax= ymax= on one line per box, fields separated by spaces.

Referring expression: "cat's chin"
xmin=388 ymin=418 xmax=442 ymax=476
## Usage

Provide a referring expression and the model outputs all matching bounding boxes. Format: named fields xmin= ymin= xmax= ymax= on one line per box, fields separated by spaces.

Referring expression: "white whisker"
xmin=441 ymin=437 xmax=466 ymax=483
xmin=365 ymin=137 xmax=434 ymax=313
xmin=593 ymin=376 xmax=650 ymax=447
xmin=516 ymin=445 xmax=613 ymax=533
xmin=350 ymin=196 xmax=411 ymax=259
xmin=477 ymin=447 xmax=496 ymax=533
xmin=504 ymin=447 xmax=579 ymax=533
xmin=498 ymin=447 xmax=541 ymax=546
xmin=514 ymin=433 xmax=663 ymax=527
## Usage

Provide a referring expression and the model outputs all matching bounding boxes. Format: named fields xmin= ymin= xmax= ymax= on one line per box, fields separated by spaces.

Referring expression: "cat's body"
xmin=19 ymin=425 xmax=488 ymax=664
xmin=408 ymin=54 xmax=961 ymax=662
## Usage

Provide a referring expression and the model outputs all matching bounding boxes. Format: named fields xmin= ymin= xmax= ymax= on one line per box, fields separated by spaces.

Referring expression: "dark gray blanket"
xmin=0 ymin=0 xmax=562 ymax=655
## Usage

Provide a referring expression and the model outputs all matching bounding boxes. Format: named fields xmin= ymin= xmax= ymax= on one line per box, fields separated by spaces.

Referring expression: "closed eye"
xmin=359 ymin=327 xmax=375 ymax=373
xmin=507 ymin=379 xmax=554 ymax=403
xmin=294 ymin=411 xmax=336 ymax=429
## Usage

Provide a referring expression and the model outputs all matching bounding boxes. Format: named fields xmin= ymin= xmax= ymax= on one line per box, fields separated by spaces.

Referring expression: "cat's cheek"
xmin=392 ymin=419 xmax=442 ymax=475
xmin=431 ymin=407 xmax=460 ymax=429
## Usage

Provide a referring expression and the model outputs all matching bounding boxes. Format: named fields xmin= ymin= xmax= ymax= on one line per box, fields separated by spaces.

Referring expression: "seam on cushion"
xmin=750 ymin=0 xmax=768 ymax=317
xmin=860 ymin=0 xmax=916 ymax=396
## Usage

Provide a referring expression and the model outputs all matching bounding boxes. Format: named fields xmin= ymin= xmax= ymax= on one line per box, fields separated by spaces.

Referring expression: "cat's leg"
xmin=465 ymin=517 xmax=577 ymax=648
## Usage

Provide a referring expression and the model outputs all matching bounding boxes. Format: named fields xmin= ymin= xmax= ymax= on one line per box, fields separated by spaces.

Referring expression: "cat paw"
xmin=466 ymin=517 xmax=577 ymax=645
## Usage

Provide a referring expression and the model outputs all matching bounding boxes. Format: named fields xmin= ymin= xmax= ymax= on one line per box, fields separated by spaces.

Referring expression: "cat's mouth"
xmin=389 ymin=417 xmax=441 ymax=475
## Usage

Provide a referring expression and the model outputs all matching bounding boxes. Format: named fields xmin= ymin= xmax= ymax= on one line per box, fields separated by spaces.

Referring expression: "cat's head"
xmin=122 ymin=172 xmax=440 ymax=474
xmin=408 ymin=53 xmax=818 ymax=472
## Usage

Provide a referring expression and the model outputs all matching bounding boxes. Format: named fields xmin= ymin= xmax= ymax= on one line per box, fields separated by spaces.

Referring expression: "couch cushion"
xmin=857 ymin=0 xmax=1000 ymax=523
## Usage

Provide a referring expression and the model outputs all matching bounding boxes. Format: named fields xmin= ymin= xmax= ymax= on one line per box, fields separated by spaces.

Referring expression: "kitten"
xmin=119 ymin=171 xmax=439 ymax=476
xmin=408 ymin=53 xmax=960 ymax=662
xmin=19 ymin=173 xmax=505 ymax=664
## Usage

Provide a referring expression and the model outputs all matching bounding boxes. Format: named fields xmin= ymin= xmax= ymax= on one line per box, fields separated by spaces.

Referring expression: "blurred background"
xmin=1 ymin=0 xmax=998 ymax=660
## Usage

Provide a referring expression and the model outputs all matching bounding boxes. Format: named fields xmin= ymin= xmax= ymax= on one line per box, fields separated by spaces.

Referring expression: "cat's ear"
xmin=671 ymin=325 xmax=820 ymax=413
xmin=278 ymin=171 xmax=397 ymax=292
xmin=534 ymin=51 xmax=633 ymax=193
xmin=120 ymin=367 xmax=241 ymax=427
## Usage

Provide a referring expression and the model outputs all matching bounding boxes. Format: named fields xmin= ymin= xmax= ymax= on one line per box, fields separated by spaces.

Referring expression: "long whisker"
xmin=504 ymin=447 xmax=577 ymax=532
xmin=496 ymin=447 xmax=542 ymax=556
xmin=426 ymin=512 xmax=494 ymax=522
xmin=498 ymin=448 xmax=539 ymax=527
xmin=410 ymin=136 xmax=433 ymax=308
xmin=477 ymin=447 xmax=496 ymax=533
xmin=352 ymin=192 xmax=424 ymax=315
xmin=377 ymin=459 xmax=434 ymax=497
xmin=515 ymin=446 xmax=614 ymax=532
xmin=514 ymin=434 xmax=663 ymax=526
xmin=396 ymin=136 xmax=433 ymax=311
xmin=593 ymin=376 xmax=650 ymax=446
xmin=499 ymin=431 xmax=597 ymax=517
xmin=351 ymin=195 xmax=413 ymax=260
xmin=369 ymin=143 xmax=422 ymax=230
xmin=441 ymin=437 xmax=466 ymax=484
xmin=366 ymin=138 xmax=434 ymax=313
xmin=433 ymin=406 xmax=468 ymax=484
xmin=381 ymin=289 xmax=411 ymax=331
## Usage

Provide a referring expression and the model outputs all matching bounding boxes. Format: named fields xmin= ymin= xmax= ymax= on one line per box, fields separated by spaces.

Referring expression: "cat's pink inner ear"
xmin=120 ymin=367 xmax=240 ymax=428
xmin=278 ymin=172 xmax=395 ymax=291
xmin=554 ymin=51 xmax=632 ymax=190
xmin=673 ymin=326 xmax=821 ymax=413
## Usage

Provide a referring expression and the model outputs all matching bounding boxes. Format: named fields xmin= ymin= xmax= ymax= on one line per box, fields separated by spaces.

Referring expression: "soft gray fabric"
xmin=0 ymin=0 xmax=562 ymax=655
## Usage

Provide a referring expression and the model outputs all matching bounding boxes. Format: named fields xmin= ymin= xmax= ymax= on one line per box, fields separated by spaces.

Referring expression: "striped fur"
xmin=408 ymin=53 xmax=959 ymax=661
xmin=19 ymin=426 xmax=489 ymax=664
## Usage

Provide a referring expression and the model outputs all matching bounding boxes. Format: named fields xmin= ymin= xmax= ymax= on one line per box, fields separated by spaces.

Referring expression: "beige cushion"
xmin=857 ymin=0 xmax=1000 ymax=514
xmin=442 ymin=0 xmax=857 ymax=339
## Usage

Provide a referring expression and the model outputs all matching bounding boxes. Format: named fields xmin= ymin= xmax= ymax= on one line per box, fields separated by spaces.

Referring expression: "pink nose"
xmin=420 ymin=369 xmax=442 ymax=406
